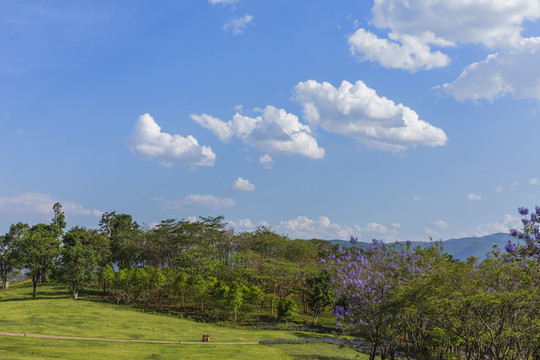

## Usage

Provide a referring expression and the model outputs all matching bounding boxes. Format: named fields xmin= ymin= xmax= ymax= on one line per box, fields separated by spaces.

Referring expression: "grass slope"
xmin=1 ymin=282 xmax=368 ymax=359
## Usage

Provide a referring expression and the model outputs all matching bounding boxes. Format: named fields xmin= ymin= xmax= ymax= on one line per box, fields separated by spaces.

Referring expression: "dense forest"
xmin=1 ymin=203 xmax=539 ymax=360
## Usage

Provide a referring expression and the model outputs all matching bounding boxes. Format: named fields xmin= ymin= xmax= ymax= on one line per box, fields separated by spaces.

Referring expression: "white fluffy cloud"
xmin=276 ymin=216 xmax=396 ymax=240
xmin=348 ymin=29 xmax=450 ymax=72
xmin=444 ymin=40 xmax=540 ymax=101
xmin=528 ymin=178 xmax=539 ymax=185
xmin=127 ymin=113 xmax=216 ymax=167
xmin=191 ymin=106 xmax=325 ymax=159
xmin=475 ymin=214 xmax=522 ymax=236
xmin=467 ymin=193 xmax=482 ymax=201
xmin=0 ymin=192 xmax=102 ymax=219
xmin=223 ymin=14 xmax=253 ymax=35
xmin=350 ymin=0 xmax=540 ymax=72
xmin=294 ymin=80 xmax=447 ymax=151
xmin=232 ymin=177 xmax=255 ymax=191
xmin=156 ymin=195 xmax=235 ymax=210
xmin=225 ymin=215 xmax=400 ymax=241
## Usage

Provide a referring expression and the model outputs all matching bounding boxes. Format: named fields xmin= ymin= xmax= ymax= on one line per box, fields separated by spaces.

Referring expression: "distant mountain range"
xmin=327 ymin=233 xmax=515 ymax=260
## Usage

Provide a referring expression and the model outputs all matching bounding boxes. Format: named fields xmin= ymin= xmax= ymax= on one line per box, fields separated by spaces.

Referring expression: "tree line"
xmin=0 ymin=203 xmax=333 ymax=325
xmin=2 ymin=203 xmax=539 ymax=359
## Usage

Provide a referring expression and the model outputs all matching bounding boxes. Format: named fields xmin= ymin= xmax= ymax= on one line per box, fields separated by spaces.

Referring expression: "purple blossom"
xmin=518 ymin=207 xmax=529 ymax=216
xmin=509 ymin=228 xmax=519 ymax=237
xmin=350 ymin=236 xmax=358 ymax=245
xmin=505 ymin=241 xmax=518 ymax=253
xmin=320 ymin=258 xmax=326 ymax=264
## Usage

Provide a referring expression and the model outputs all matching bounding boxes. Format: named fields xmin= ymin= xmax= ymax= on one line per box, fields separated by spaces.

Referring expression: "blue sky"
xmin=1 ymin=0 xmax=540 ymax=241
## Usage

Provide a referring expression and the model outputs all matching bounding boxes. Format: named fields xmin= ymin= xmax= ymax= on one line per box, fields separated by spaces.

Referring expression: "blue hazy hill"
xmin=327 ymin=233 xmax=515 ymax=260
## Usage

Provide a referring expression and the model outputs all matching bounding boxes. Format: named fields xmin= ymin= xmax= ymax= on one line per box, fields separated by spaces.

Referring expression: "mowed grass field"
xmin=0 ymin=282 xmax=369 ymax=359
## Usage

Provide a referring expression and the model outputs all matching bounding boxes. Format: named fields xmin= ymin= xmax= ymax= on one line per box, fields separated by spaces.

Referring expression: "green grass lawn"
xmin=0 ymin=282 xmax=370 ymax=359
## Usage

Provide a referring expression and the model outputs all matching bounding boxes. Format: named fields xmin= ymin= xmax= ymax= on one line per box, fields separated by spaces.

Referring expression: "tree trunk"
xmin=2 ymin=279 xmax=8 ymax=290
xmin=32 ymin=277 xmax=38 ymax=297
xmin=313 ymin=313 xmax=319 ymax=326
xmin=40 ymin=271 xmax=47 ymax=284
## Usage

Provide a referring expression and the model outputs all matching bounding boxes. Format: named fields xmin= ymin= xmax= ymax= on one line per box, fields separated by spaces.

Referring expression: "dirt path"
xmin=0 ymin=332 xmax=259 ymax=345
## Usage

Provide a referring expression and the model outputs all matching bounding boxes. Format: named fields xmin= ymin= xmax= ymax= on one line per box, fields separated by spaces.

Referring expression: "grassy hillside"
xmin=0 ymin=281 xmax=369 ymax=360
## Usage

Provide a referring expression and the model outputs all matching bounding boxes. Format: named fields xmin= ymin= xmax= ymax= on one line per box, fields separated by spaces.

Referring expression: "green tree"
xmin=306 ymin=271 xmax=334 ymax=325
xmin=100 ymin=212 xmax=141 ymax=268
xmin=19 ymin=223 xmax=61 ymax=297
xmin=56 ymin=238 xmax=98 ymax=299
xmin=0 ymin=222 xmax=29 ymax=290
xmin=277 ymin=296 xmax=297 ymax=324
xmin=101 ymin=264 xmax=115 ymax=295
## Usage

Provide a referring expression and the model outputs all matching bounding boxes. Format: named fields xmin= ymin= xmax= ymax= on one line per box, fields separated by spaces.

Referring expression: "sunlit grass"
xmin=1 ymin=281 xmax=370 ymax=359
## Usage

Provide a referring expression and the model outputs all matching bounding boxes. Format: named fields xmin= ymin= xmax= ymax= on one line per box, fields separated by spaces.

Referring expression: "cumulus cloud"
xmin=127 ymin=113 xmax=216 ymax=167
xmin=349 ymin=0 xmax=540 ymax=72
xmin=225 ymin=215 xmax=402 ymax=240
xmin=348 ymin=29 xmax=450 ymax=72
xmin=432 ymin=220 xmax=449 ymax=229
xmin=191 ymin=106 xmax=325 ymax=159
xmin=188 ymin=113 xmax=233 ymax=142
xmin=528 ymin=178 xmax=539 ymax=185
xmin=495 ymin=185 xmax=503 ymax=193
xmin=223 ymin=14 xmax=253 ymax=35
xmin=0 ymin=192 xmax=102 ymax=219
xmin=155 ymin=194 xmax=235 ymax=210
xmin=274 ymin=215 xmax=397 ymax=240
xmin=294 ymin=80 xmax=447 ymax=151
xmin=467 ymin=193 xmax=482 ymax=201
xmin=232 ymin=177 xmax=255 ymax=191
xmin=444 ymin=40 xmax=540 ymax=102
xmin=475 ymin=214 xmax=522 ymax=236
xmin=259 ymin=154 xmax=273 ymax=169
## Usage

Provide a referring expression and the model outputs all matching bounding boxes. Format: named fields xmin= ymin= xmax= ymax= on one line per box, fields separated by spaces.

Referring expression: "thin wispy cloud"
xmin=432 ymin=220 xmax=449 ymax=229
xmin=259 ymin=154 xmax=273 ymax=169
xmin=223 ymin=14 xmax=253 ymax=35
xmin=209 ymin=0 xmax=238 ymax=4
xmin=0 ymin=192 xmax=102 ymax=219
xmin=467 ymin=193 xmax=482 ymax=201
xmin=155 ymin=195 xmax=235 ymax=210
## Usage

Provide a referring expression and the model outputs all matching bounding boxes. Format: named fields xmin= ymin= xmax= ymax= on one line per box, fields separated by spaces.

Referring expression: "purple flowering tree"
xmin=507 ymin=206 xmax=540 ymax=261
xmin=326 ymin=237 xmax=425 ymax=360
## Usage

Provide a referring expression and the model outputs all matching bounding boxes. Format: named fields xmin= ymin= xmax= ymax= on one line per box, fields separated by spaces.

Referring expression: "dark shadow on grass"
xmin=0 ymin=295 xmax=70 ymax=303
xmin=1 ymin=282 xmax=72 ymax=302
xmin=290 ymin=356 xmax=357 ymax=360
xmin=292 ymin=332 xmax=335 ymax=339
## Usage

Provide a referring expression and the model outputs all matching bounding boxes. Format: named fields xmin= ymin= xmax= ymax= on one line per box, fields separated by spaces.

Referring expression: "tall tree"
xmin=306 ymin=271 xmax=334 ymax=325
xmin=0 ymin=222 xmax=29 ymax=290
xmin=52 ymin=202 xmax=67 ymax=233
xmin=19 ymin=223 xmax=61 ymax=297
xmin=56 ymin=238 xmax=98 ymax=299
xmin=100 ymin=212 xmax=140 ymax=268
